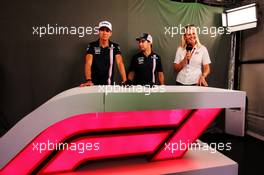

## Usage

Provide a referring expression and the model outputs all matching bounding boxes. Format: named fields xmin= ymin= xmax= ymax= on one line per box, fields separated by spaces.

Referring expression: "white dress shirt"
xmin=174 ymin=45 xmax=211 ymax=85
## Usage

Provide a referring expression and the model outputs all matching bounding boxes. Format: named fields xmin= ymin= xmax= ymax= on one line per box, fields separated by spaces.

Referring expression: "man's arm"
xmin=80 ymin=54 xmax=93 ymax=87
xmin=85 ymin=54 xmax=93 ymax=80
xmin=115 ymin=54 xmax=127 ymax=82
xmin=128 ymin=71 xmax=135 ymax=81
xmin=158 ymin=72 xmax=165 ymax=85
xmin=156 ymin=55 xmax=165 ymax=85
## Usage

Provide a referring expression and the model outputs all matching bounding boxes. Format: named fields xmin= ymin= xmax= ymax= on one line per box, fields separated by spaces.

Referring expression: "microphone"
xmin=186 ymin=44 xmax=193 ymax=64
xmin=186 ymin=44 xmax=193 ymax=52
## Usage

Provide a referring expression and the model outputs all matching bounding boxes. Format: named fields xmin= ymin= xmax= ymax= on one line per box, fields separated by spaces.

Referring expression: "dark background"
xmin=1 ymin=0 xmax=231 ymax=134
xmin=0 ymin=0 xmax=129 ymax=131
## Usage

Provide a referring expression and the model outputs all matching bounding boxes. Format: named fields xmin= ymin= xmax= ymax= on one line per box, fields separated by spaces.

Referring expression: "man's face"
xmin=99 ymin=27 xmax=112 ymax=41
xmin=138 ymin=39 xmax=151 ymax=51
xmin=184 ymin=27 xmax=196 ymax=46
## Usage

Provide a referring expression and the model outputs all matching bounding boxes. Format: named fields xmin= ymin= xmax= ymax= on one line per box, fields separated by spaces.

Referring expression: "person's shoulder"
xmin=86 ymin=40 xmax=99 ymax=53
xmin=198 ymin=45 xmax=208 ymax=51
xmin=131 ymin=52 xmax=142 ymax=59
xmin=109 ymin=41 xmax=122 ymax=54
xmin=134 ymin=51 xmax=143 ymax=57
xmin=109 ymin=41 xmax=120 ymax=47
xmin=151 ymin=52 xmax=161 ymax=59
xmin=88 ymin=40 xmax=99 ymax=47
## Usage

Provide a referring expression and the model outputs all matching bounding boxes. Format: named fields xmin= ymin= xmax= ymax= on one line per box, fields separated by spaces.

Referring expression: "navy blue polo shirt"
xmin=86 ymin=40 xmax=121 ymax=85
xmin=129 ymin=51 xmax=163 ymax=85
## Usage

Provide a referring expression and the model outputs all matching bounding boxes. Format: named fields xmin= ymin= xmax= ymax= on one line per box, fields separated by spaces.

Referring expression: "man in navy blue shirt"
xmin=127 ymin=33 xmax=164 ymax=86
xmin=80 ymin=21 xmax=127 ymax=86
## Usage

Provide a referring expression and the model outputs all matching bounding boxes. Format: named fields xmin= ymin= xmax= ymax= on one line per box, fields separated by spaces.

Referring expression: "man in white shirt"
xmin=174 ymin=24 xmax=211 ymax=86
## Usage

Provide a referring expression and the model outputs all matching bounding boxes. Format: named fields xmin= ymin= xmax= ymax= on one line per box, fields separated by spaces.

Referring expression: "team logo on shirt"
xmin=86 ymin=44 xmax=90 ymax=52
xmin=137 ymin=57 xmax=144 ymax=64
xmin=151 ymin=54 xmax=158 ymax=60
xmin=117 ymin=46 xmax=121 ymax=52
xmin=109 ymin=45 xmax=115 ymax=50
xmin=94 ymin=47 xmax=101 ymax=54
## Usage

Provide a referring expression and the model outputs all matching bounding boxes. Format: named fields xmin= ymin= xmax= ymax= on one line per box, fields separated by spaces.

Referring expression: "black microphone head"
xmin=186 ymin=44 xmax=193 ymax=52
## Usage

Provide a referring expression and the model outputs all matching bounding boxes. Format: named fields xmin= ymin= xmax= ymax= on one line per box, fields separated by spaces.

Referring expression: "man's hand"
xmin=115 ymin=54 xmax=127 ymax=83
xmin=80 ymin=80 xmax=94 ymax=87
xmin=121 ymin=79 xmax=133 ymax=87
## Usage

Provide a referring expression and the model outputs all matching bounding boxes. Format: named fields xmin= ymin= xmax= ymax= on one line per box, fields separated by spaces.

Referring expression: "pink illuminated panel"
xmin=0 ymin=109 xmax=222 ymax=175
xmin=152 ymin=108 xmax=222 ymax=160
xmin=40 ymin=131 xmax=172 ymax=174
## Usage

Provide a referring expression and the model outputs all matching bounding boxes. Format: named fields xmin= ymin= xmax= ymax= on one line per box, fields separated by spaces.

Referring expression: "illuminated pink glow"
xmin=40 ymin=131 xmax=172 ymax=174
xmin=0 ymin=109 xmax=191 ymax=175
xmin=152 ymin=108 xmax=222 ymax=160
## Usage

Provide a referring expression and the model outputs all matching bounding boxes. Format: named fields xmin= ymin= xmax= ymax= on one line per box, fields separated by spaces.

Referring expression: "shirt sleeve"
xmin=174 ymin=47 xmax=184 ymax=64
xmin=113 ymin=44 xmax=122 ymax=56
xmin=86 ymin=43 xmax=94 ymax=55
xmin=202 ymin=46 xmax=211 ymax=65
xmin=156 ymin=55 xmax=163 ymax=72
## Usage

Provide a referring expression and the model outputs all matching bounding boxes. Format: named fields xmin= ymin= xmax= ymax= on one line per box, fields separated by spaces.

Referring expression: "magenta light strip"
xmin=0 ymin=109 xmax=192 ymax=175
